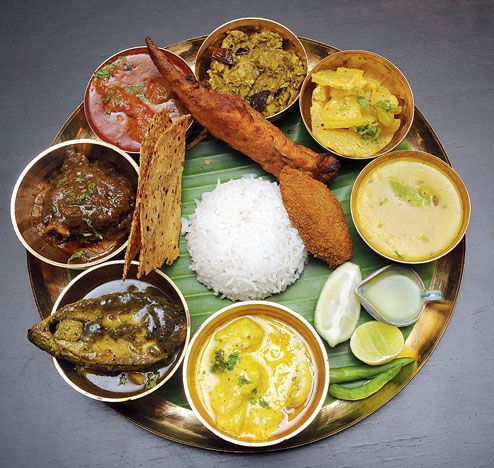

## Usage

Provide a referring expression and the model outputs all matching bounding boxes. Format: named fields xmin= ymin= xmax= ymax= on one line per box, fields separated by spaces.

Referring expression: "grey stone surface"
xmin=1 ymin=0 xmax=492 ymax=466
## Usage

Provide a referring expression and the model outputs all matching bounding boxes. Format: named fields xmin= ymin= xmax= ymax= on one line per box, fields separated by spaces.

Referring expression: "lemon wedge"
xmin=314 ymin=262 xmax=362 ymax=347
xmin=350 ymin=321 xmax=404 ymax=365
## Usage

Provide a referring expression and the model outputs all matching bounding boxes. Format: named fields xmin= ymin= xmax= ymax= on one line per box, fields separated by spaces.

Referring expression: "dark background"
xmin=1 ymin=0 xmax=493 ymax=466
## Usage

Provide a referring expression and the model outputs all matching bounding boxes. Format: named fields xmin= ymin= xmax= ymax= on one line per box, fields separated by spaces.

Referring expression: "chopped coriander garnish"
xmin=103 ymin=89 xmax=116 ymax=104
xmin=357 ymin=96 xmax=369 ymax=109
xmin=355 ymin=123 xmax=382 ymax=141
xmin=82 ymin=232 xmax=93 ymax=237
xmin=210 ymin=349 xmax=240 ymax=373
xmin=68 ymin=250 xmax=85 ymax=262
xmin=137 ymin=93 xmax=150 ymax=104
xmin=94 ymin=231 xmax=103 ymax=240
xmin=52 ymin=203 xmax=58 ymax=214
xmin=144 ymin=371 xmax=159 ymax=390
xmin=124 ymin=84 xmax=145 ymax=94
xmin=259 ymin=397 xmax=270 ymax=409
xmin=87 ymin=181 xmax=97 ymax=191
xmin=238 ymin=375 xmax=251 ymax=386
xmin=75 ymin=177 xmax=88 ymax=183
xmin=93 ymin=56 xmax=126 ymax=80
xmin=55 ymin=177 xmax=68 ymax=188
xmin=374 ymin=100 xmax=398 ymax=111
xmin=83 ymin=217 xmax=93 ymax=228
xmin=75 ymin=192 xmax=87 ymax=203
xmin=118 ymin=374 xmax=127 ymax=386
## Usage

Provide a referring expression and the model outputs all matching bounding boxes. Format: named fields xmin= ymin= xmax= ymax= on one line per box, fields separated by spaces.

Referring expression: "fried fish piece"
xmin=27 ymin=291 xmax=187 ymax=372
xmin=146 ymin=36 xmax=340 ymax=183
xmin=279 ymin=166 xmax=353 ymax=266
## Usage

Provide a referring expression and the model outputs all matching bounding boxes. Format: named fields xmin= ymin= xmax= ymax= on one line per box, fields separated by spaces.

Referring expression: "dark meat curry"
xmin=40 ymin=150 xmax=135 ymax=263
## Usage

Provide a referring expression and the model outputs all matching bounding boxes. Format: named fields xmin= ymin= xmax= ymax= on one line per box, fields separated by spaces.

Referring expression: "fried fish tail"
xmin=146 ymin=36 xmax=340 ymax=183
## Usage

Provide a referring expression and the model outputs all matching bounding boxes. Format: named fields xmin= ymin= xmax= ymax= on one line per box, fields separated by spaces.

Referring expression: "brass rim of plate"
xmin=24 ymin=35 xmax=467 ymax=453
xmin=50 ymin=260 xmax=191 ymax=403
xmin=350 ymin=150 xmax=471 ymax=264
xmin=299 ymin=49 xmax=415 ymax=160
xmin=182 ymin=301 xmax=330 ymax=447
xmin=195 ymin=17 xmax=308 ymax=121
xmin=83 ymin=45 xmax=195 ymax=154
xmin=10 ymin=139 xmax=139 ymax=270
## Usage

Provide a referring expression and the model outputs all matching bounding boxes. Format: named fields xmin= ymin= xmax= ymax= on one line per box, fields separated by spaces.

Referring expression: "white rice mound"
xmin=183 ymin=178 xmax=307 ymax=301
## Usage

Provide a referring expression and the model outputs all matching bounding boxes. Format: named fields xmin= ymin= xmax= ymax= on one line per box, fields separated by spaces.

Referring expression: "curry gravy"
xmin=195 ymin=315 xmax=316 ymax=442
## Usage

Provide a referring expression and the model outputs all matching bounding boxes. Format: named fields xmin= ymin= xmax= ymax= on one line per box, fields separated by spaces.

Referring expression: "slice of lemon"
xmin=350 ymin=321 xmax=404 ymax=365
xmin=314 ymin=262 xmax=362 ymax=347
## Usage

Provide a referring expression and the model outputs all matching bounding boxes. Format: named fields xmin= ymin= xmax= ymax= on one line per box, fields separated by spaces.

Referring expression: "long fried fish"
xmin=279 ymin=166 xmax=353 ymax=266
xmin=27 ymin=290 xmax=187 ymax=372
xmin=146 ymin=37 xmax=340 ymax=183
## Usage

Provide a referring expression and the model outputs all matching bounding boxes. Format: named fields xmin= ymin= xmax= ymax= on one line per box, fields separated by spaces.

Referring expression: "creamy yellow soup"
xmin=195 ymin=315 xmax=315 ymax=442
xmin=354 ymin=158 xmax=463 ymax=262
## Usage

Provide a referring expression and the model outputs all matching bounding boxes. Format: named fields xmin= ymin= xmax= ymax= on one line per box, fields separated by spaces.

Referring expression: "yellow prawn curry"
xmin=194 ymin=315 xmax=316 ymax=442
xmin=311 ymin=67 xmax=402 ymax=157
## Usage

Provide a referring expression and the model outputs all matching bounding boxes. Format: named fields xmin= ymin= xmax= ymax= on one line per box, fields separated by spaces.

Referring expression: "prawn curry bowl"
xmin=183 ymin=301 xmax=329 ymax=447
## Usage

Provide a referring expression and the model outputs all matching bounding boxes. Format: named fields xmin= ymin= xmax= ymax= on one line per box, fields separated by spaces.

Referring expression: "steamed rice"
xmin=183 ymin=178 xmax=307 ymax=301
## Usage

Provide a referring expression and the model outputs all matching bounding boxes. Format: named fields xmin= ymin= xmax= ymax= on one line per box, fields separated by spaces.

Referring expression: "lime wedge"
xmin=350 ymin=321 xmax=404 ymax=365
xmin=314 ymin=262 xmax=362 ymax=347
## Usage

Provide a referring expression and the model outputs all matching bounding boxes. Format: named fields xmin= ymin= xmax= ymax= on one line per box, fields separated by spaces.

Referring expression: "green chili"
xmin=329 ymin=359 xmax=415 ymax=401
xmin=330 ymin=357 xmax=415 ymax=384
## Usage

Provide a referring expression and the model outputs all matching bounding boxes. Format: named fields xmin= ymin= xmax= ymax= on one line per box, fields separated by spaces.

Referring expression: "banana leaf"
xmin=157 ymin=108 xmax=433 ymax=407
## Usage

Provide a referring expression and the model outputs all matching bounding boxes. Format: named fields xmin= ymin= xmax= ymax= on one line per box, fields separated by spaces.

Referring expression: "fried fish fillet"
xmin=279 ymin=166 xmax=353 ymax=266
xmin=146 ymin=37 xmax=340 ymax=183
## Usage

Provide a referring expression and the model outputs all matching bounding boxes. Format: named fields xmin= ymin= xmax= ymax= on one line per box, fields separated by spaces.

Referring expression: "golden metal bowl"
xmin=182 ymin=301 xmax=329 ymax=447
xmin=195 ymin=17 xmax=308 ymax=121
xmin=84 ymin=46 xmax=194 ymax=154
xmin=350 ymin=150 xmax=471 ymax=264
xmin=10 ymin=139 xmax=138 ymax=270
xmin=299 ymin=50 xmax=414 ymax=159
xmin=51 ymin=260 xmax=191 ymax=402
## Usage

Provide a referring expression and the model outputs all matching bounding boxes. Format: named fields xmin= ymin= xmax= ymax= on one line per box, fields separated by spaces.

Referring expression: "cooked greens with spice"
xmin=207 ymin=29 xmax=306 ymax=116
xmin=39 ymin=149 xmax=135 ymax=262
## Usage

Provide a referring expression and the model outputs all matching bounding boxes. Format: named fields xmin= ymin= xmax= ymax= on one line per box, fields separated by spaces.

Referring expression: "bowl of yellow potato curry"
xmin=183 ymin=301 xmax=329 ymax=447
xmin=300 ymin=50 xmax=414 ymax=159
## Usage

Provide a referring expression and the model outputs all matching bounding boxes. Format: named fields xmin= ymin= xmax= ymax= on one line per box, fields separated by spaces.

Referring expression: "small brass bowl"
xmin=183 ymin=301 xmax=329 ymax=447
xmin=84 ymin=46 xmax=194 ymax=154
xmin=299 ymin=50 xmax=414 ymax=159
xmin=195 ymin=17 xmax=308 ymax=121
xmin=10 ymin=139 xmax=138 ymax=270
xmin=51 ymin=260 xmax=191 ymax=402
xmin=350 ymin=150 xmax=471 ymax=264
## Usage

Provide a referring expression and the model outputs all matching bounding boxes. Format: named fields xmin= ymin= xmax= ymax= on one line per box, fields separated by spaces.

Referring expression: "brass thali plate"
xmin=27 ymin=36 xmax=465 ymax=452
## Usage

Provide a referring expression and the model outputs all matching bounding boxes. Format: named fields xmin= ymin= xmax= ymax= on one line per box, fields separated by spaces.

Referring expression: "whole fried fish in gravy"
xmin=27 ymin=290 xmax=187 ymax=372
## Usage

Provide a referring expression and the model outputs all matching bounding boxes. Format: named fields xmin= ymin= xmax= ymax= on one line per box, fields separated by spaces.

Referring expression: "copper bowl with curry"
xmin=84 ymin=46 xmax=194 ymax=154
xmin=11 ymin=139 xmax=139 ymax=269
xmin=183 ymin=301 xmax=329 ymax=447
xmin=195 ymin=17 xmax=308 ymax=121
xmin=299 ymin=50 xmax=414 ymax=159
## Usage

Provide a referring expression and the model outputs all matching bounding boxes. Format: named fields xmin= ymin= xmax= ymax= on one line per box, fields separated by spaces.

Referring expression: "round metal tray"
xmin=27 ymin=35 xmax=465 ymax=452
